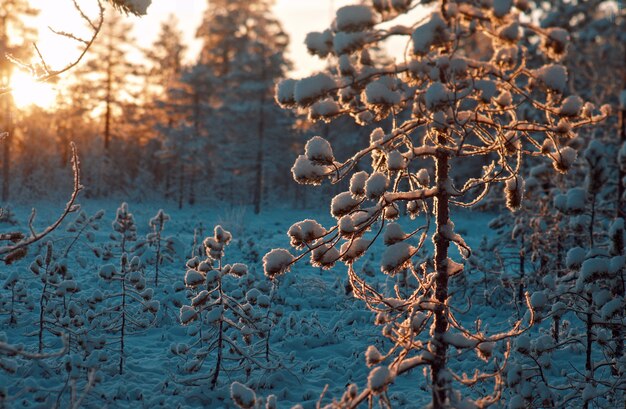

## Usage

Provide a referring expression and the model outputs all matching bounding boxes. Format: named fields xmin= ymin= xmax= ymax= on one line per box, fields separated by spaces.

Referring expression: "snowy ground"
xmin=0 ymin=198 xmax=609 ymax=408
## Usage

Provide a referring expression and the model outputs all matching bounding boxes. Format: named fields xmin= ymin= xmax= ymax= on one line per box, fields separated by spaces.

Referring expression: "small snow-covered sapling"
xmin=133 ymin=209 xmax=177 ymax=286
xmin=93 ymin=204 xmax=159 ymax=375
xmin=29 ymin=242 xmax=80 ymax=353
xmin=177 ymin=225 xmax=273 ymax=389
xmin=99 ymin=202 xmax=137 ymax=261
xmin=62 ymin=209 xmax=105 ymax=260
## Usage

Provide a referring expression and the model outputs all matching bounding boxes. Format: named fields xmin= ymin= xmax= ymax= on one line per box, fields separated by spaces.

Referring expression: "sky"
xmin=27 ymin=0 xmax=358 ymax=79
xmin=14 ymin=0 xmax=425 ymax=109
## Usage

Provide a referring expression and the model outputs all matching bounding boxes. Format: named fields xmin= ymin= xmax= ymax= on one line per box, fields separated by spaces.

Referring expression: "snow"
xmin=365 ymin=345 xmax=383 ymax=367
xmin=311 ymin=243 xmax=340 ymax=268
xmin=532 ymin=64 xmax=568 ymax=93
xmin=275 ymin=79 xmax=297 ymax=107
xmin=443 ymin=332 xmax=479 ymax=349
xmin=288 ymin=219 xmax=327 ymax=248
xmin=338 ymin=55 xmax=355 ymax=76
xmin=559 ymin=95 xmax=583 ymax=116
xmin=495 ymin=90 xmax=513 ymax=107
xmin=179 ymin=305 xmax=198 ymax=325
xmin=505 ymin=176 xmax=524 ymax=211
xmin=475 ymin=80 xmax=497 ymax=102
xmin=331 ymin=191 xmax=361 ymax=218
xmin=339 ymin=215 xmax=355 ymax=236
xmin=350 ymin=171 xmax=369 ymax=197
xmin=339 ymin=238 xmax=370 ymax=263
xmin=370 ymin=127 xmax=385 ymax=146
xmin=309 ymin=99 xmax=341 ymax=120
xmin=1 ymin=193 xmax=619 ymax=409
xmin=387 ymin=150 xmax=407 ymax=171
xmin=381 ymin=242 xmax=414 ymax=274
xmin=530 ymin=291 xmax=547 ymax=309
xmin=333 ymin=31 xmax=366 ymax=55
xmin=128 ymin=0 xmax=150 ymax=15
xmin=99 ymin=264 xmax=116 ymax=280
xmin=515 ymin=334 xmax=531 ymax=353
xmin=231 ymin=382 xmax=256 ymax=409
xmin=600 ymin=298 xmax=623 ymax=320
xmin=367 ymin=366 xmax=391 ymax=393
xmin=335 ymin=5 xmax=376 ymax=32
xmin=365 ymin=172 xmax=389 ymax=199
xmin=566 ymin=247 xmax=586 ymax=268
xmin=305 ymin=136 xmax=334 ymax=164
xmin=544 ymin=28 xmax=569 ymax=57
xmin=111 ymin=0 xmax=151 ymax=15
xmin=424 ymin=82 xmax=451 ymax=111
xmin=416 ymin=169 xmax=430 ymax=186
xmin=498 ymin=22 xmax=521 ymax=41
xmin=305 ymin=30 xmax=333 ymax=57
xmin=508 ymin=394 xmax=525 ymax=409
xmin=364 ymin=80 xmax=401 ymax=106
xmin=229 ymin=263 xmax=248 ymax=277
xmin=582 ymin=384 xmax=596 ymax=402
xmin=384 ymin=223 xmax=406 ymax=245
xmin=291 ymin=155 xmax=329 ymax=185
xmin=412 ymin=12 xmax=448 ymax=55
xmin=579 ymin=257 xmax=609 ymax=283
xmin=565 ymin=187 xmax=586 ymax=213
xmin=293 ymin=74 xmax=336 ymax=106
xmin=262 ymin=248 xmax=294 ymax=279
xmin=492 ymin=0 xmax=513 ymax=17
xmin=553 ymin=146 xmax=577 ymax=173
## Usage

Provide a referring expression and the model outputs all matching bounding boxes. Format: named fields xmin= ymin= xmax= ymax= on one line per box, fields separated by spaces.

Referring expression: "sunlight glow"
xmin=10 ymin=71 xmax=57 ymax=110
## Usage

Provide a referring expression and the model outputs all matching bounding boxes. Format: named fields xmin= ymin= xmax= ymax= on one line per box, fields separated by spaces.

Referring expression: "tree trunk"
xmin=155 ymin=228 xmax=161 ymax=286
xmin=120 ymin=262 xmax=126 ymax=375
xmin=2 ymin=97 xmax=12 ymax=202
xmin=178 ymin=163 xmax=184 ymax=210
xmin=553 ymin=232 xmax=563 ymax=343
xmin=518 ymin=234 xmax=525 ymax=304
xmin=253 ymin=69 xmax=267 ymax=215
xmin=211 ymin=283 xmax=224 ymax=390
xmin=432 ymin=147 xmax=450 ymax=408
xmin=583 ymin=306 xmax=593 ymax=409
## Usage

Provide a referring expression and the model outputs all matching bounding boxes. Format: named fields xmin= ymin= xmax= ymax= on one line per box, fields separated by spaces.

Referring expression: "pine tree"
xmin=75 ymin=7 xmax=138 ymax=195
xmin=93 ymin=203 xmax=159 ymax=374
xmin=177 ymin=226 xmax=273 ymax=390
xmin=266 ymin=1 xmax=610 ymax=406
xmin=195 ymin=0 xmax=292 ymax=211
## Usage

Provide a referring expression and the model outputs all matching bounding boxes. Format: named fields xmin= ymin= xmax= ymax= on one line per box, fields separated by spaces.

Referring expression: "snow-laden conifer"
xmin=269 ymin=0 xmax=609 ymax=406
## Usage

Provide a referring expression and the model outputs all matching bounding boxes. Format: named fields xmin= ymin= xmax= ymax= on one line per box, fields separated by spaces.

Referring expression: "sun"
xmin=10 ymin=71 xmax=57 ymax=110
